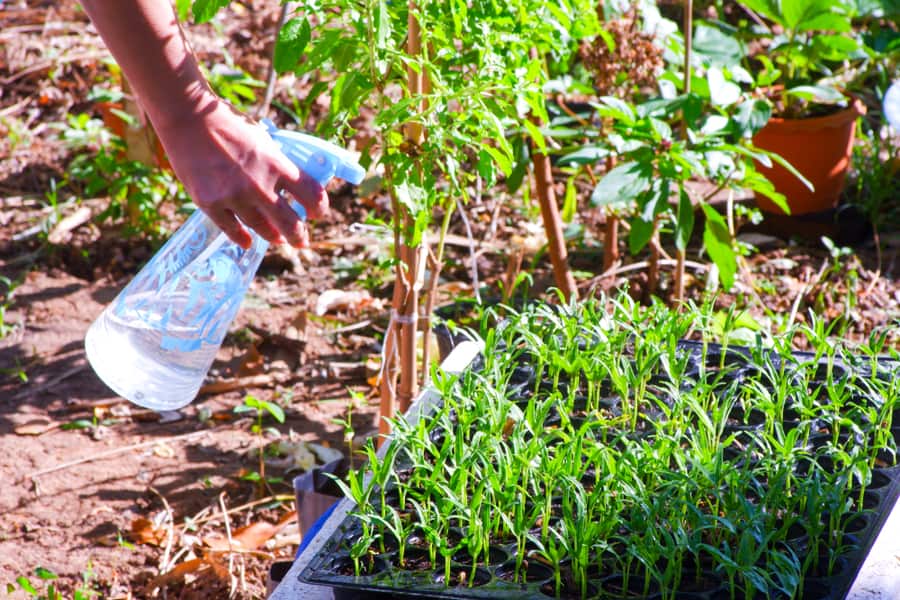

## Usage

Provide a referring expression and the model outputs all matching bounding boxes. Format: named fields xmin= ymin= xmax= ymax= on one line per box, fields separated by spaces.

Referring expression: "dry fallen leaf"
xmin=204 ymin=510 xmax=297 ymax=552
xmin=237 ymin=343 xmax=265 ymax=377
xmin=153 ymin=442 xmax=176 ymax=458
xmin=14 ymin=417 xmax=59 ymax=436
xmin=315 ymin=289 xmax=375 ymax=316
xmin=130 ymin=516 xmax=167 ymax=546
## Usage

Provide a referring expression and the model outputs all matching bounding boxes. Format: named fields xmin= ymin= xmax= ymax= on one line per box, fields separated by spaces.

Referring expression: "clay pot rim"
xmin=763 ymin=97 xmax=866 ymax=132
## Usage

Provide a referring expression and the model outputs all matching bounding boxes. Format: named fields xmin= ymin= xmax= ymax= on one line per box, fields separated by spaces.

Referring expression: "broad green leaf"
xmin=482 ymin=145 xmax=513 ymax=177
xmin=783 ymin=0 xmax=820 ymax=30
xmin=640 ymin=179 xmax=669 ymax=222
xmin=674 ymin=188 xmax=694 ymax=251
xmin=176 ymin=0 xmax=192 ymax=21
xmin=813 ymin=34 xmax=861 ymax=59
xmin=693 ymin=23 xmax=745 ymax=67
xmin=648 ymin=117 xmax=673 ymax=142
xmin=701 ymin=114 xmax=731 ymax=136
xmin=738 ymin=0 xmax=782 ymax=25
xmin=476 ymin=149 xmax=495 ymax=184
xmin=628 ymin=215 xmax=655 ymax=255
xmin=589 ymin=162 xmax=651 ymax=208
xmin=192 ymin=0 xmax=231 ymax=23
xmin=707 ymin=67 xmax=742 ymax=107
xmin=274 ymin=18 xmax=311 ymax=73
xmin=701 ymin=204 xmax=736 ymax=290
xmin=796 ymin=11 xmax=853 ymax=33
xmin=733 ymin=99 xmax=772 ymax=137
xmin=743 ymin=170 xmax=791 ymax=213
xmin=506 ymin=137 xmax=530 ymax=193
xmin=593 ymin=97 xmax=636 ymax=124
xmin=375 ymin=0 xmax=392 ymax=49
xmin=785 ymin=84 xmax=846 ymax=104
xmin=261 ymin=400 xmax=285 ymax=423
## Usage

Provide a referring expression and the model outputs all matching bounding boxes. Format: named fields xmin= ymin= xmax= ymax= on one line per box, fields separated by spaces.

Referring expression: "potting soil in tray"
xmin=298 ymin=306 xmax=900 ymax=600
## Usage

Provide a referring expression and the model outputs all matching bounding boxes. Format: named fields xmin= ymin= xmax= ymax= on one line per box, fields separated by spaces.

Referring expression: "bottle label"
xmin=113 ymin=216 xmax=253 ymax=354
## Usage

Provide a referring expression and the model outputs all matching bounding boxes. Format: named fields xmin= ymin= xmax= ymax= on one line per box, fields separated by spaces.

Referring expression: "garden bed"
xmin=296 ymin=301 xmax=900 ymax=600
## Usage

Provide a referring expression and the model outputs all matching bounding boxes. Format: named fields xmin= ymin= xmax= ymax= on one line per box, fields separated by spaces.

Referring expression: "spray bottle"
xmin=85 ymin=120 xmax=365 ymax=411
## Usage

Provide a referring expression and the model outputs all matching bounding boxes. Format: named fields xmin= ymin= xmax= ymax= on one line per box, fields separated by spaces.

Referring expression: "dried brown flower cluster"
xmin=579 ymin=6 xmax=664 ymax=100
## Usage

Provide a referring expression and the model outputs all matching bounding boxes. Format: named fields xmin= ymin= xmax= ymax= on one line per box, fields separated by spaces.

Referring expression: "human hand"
xmin=155 ymin=93 xmax=329 ymax=249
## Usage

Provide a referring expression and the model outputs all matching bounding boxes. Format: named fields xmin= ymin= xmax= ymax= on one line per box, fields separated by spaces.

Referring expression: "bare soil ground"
xmin=1 ymin=2 xmax=898 ymax=599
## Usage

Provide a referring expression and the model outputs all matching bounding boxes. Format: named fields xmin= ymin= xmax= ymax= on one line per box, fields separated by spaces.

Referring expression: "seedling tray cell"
xmin=298 ymin=312 xmax=900 ymax=600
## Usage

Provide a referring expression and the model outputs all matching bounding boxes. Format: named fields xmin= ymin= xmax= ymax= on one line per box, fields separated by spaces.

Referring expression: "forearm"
xmin=80 ymin=0 xmax=215 ymax=133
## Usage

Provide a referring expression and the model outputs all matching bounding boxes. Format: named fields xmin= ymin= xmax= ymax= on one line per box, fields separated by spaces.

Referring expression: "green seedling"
xmin=234 ymin=394 xmax=286 ymax=496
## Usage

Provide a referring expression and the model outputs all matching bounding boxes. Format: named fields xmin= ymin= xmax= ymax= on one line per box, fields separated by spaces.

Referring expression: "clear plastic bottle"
xmin=85 ymin=121 xmax=365 ymax=411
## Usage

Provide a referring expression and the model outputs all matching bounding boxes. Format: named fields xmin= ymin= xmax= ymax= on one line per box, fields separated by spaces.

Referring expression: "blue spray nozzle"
xmin=261 ymin=119 xmax=366 ymax=186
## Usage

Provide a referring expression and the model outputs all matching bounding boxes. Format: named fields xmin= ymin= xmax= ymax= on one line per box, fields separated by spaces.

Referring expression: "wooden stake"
xmin=674 ymin=0 xmax=694 ymax=306
xmin=602 ymin=154 xmax=620 ymax=278
xmin=528 ymin=52 xmax=576 ymax=301
xmin=379 ymin=1 xmax=426 ymax=445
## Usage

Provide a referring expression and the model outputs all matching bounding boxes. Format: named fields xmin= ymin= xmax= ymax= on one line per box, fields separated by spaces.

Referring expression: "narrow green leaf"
xmin=522 ymin=120 xmax=546 ymax=154
xmin=16 ymin=577 xmax=37 ymax=594
xmin=35 ymin=567 xmax=57 ymax=581
xmin=562 ymin=177 xmax=577 ymax=222
xmin=675 ymin=188 xmax=694 ymax=251
xmin=701 ymin=205 xmax=736 ymax=290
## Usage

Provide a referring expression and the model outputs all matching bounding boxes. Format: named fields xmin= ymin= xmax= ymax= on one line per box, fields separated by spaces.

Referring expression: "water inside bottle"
xmin=85 ymin=291 xmax=225 ymax=410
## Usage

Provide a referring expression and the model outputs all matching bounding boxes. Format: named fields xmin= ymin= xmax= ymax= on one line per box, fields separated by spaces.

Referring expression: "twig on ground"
xmin=184 ymin=494 xmax=296 ymax=530
xmin=198 ymin=372 xmax=290 ymax=395
xmin=218 ymin=492 xmax=240 ymax=597
xmin=13 ymin=362 xmax=88 ymax=401
xmin=1 ymin=50 xmax=108 ymax=85
xmin=149 ymin=486 xmax=176 ymax=574
xmin=583 ymin=258 xmax=709 ymax=293
xmin=25 ymin=429 xmax=211 ymax=481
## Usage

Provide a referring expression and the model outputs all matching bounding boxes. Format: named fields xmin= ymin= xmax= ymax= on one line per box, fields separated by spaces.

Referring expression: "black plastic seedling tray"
xmin=298 ymin=340 xmax=900 ymax=600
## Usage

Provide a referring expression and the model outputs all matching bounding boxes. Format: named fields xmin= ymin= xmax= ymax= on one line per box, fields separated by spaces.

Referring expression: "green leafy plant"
xmin=577 ymin=93 xmax=788 ymax=292
xmin=7 ymin=565 xmax=98 ymax=600
xmin=313 ymin=294 xmax=897 ymax=597
xmin=736 ymin=0 xmax=869 ymax=118
xmin=203 ymin=63 xmax=265 ymax=112
xmin=234 ymin=394 xmax=286 ymax=495
xmin=0 ymin=274 xmax=23 ymax=341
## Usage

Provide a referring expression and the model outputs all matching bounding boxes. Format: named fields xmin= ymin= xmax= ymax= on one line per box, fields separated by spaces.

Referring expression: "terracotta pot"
xmin=752 ymin=98 xmax=865 ymax=215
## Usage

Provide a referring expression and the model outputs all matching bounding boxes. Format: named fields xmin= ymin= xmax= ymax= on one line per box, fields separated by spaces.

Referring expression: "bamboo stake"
xmin=602 ymin=154 xmax=619 ymax=277
xmin=528 ymin=49 xmax=577 ymax=302
xmin=379 ymin=1 xmax=426 ymax=443
xmin=674 ymin=0 xmax=694 ymax=305
xmin=646 ymin=219 xmax=661 ymax=301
